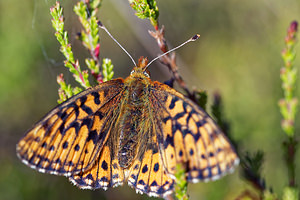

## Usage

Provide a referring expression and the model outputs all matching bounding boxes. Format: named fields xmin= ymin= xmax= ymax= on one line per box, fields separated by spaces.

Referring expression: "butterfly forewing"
xmin=17 ymin=79 xmax=125 ymax=175
xmin=150 ymin=81 xmax=239 ymax=182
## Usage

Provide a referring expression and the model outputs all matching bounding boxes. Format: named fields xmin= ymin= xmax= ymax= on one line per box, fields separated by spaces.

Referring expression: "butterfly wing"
xmin=16 ymin=79 xmax=125 ymax=176
xmin=69 ymin=135 xmax=126 ymax=190
xmin=150 ymin=81 xmax=239 ymax=183
xmin=126 ymin=124 xmax=174 ymax=197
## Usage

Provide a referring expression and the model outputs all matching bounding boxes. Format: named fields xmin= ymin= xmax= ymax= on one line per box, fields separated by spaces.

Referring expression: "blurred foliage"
xmin=129 ymin=0 xmax=159 ymax=28
xmin=0 ymin=0 xmax=300 ymax=200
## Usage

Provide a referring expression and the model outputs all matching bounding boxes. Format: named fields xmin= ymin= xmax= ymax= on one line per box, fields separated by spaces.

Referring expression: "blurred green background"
xmin=1 ymin=0 xmax=300 ymax=199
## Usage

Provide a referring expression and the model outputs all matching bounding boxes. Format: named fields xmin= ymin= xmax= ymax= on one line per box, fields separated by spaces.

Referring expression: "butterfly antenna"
xmin=97 ymin=20 xmax=137 ymax=67
xmin=145 ymin=34 xmax=200 ymax=70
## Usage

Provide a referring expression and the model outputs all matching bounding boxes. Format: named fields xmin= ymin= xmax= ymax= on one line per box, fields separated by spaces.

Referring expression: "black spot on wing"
xmin=196 ymin=119 xmax=206 ymax=127
xmin=74 ymin=144 xmax=80 ymax=151
xmin=98 ymin=130 xmax=107 ymax=142
xmin=182 ymin=101 xmax=188 ymax=112
xmin=81 ymin=104 xmax=93 ymax=115
xmin=164 ymin=134 xmax=174 ymax=148
xmin=189 ymin=148 xmax=194 ymax=155
xmin=82 ymin=117 xmax=92 ymax=127
xmin=100 ymin=176 xmax=108 ymax=182
xmin=71 ymin=103 xmax=80 ymax=118
xmin=164 ymin=181 xmax=170 ymax=186
xmin=138 ymin=179 xmax=146 ymax=185
xmin=181 ymin=128 xmax=190 ymax=138
xmin=173 ymin=112 xmax=185 ymax=120
xmin=67 ymin=161 xmax=74 ymax=166
xmin=179 ymin=150 xmax=183 ymax=157
xmin=162 ymin=116 xmax=171 ymax=124
xmin=62 ymin=141 xmax=68 ymax=149
xmin=55 ymin=158 xmax=61 ymax=164
xmin=134 ymin=164 xmax=139 ymax=170
xmin=142 ymin=165 xmax=148 ymax=173
xmin=150 ymin=180 xmax=158 ymax=186
xmin=59 ymin=110 xmax=67 ymax=121
xmin=97 ymin=111 xmax=104 ymax=120
xmin=193 ymin=132 xmax=201 ymax=141
xmin=101 ymin=160 xmax=108 ymax=170
xmin=86 ymin=130 xmax=98 ymax=144
xmin=91 ymin=92 xmax=101 ymax=105
xmin=58 ymin=121 xmax=66 ymax=135
xmin=152 ymin=146 xmax=159 ymax=154
xmin=169 ymin=96 xmax=179 ymax=110
xmin=41 ymin=142 xmax=47 ymax=148
xmin=86 ymin=173 xmax=94 ymax=181
xmin=41 ymin=120 xmax=50 ymax=130
xmin=186 ymin=112 xmax=193 ymax=125
xmin=172 ymin=123 xmax=182 ymax=133
xmin=62 ymin=121 xmax=80 ymax=136
xmin=147 ymin=143 xmax=159 ymax=154
xmin=80 ymin=96 xmax=87 ymax=104
xmin=131 ymin=174 xmax=137 ymax=180
xmin=153 ymin=163 xmax=159 ymax=172
xmin=74 ymin=177 xmax=86 ymax=186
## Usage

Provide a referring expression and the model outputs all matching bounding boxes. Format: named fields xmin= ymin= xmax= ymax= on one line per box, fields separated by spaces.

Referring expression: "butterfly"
xmin=16 ymin=57 xmax=239 ymax=198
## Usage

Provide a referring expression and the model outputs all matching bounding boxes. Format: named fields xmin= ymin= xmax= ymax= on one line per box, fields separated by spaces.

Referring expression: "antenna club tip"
xmin=192 ymin=34 xmax=200 ymax=41
xmin=97 ymin=20 xmax=103 ymax=27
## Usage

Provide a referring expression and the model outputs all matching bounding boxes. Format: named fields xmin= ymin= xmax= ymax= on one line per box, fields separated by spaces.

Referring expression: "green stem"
xmin=279 ymin=21 xmax=299 ymax=188
xmin=283 ymin=138 xmax=297 ymax=187
xmin=174 ymin=163 xmax=188 ymax=200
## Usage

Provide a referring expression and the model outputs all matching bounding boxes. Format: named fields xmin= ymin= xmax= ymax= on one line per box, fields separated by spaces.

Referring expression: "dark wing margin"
xmin=16 ymin=79 xmax=124 ymax=176
xmin=150 ymin=81 xmax=239 ymax=183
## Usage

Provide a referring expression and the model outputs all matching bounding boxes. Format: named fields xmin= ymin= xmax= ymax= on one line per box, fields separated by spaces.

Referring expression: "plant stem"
xmin=279 ymin=21 xmax=299 ymax=188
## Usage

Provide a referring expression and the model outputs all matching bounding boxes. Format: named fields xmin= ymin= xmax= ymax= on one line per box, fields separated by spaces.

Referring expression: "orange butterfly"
xmin=16 ymin=57 xmax=239 ymax=197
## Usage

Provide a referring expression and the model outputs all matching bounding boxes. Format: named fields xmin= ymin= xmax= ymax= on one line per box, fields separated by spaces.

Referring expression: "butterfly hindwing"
xmin=127 ymin=133 xmax=174 ymax=197
xmin=16 ymin=79 xmax=124 ymax=176
xmin=69 ymin=137 xmax=125 ymax=190
xmin=151 ymin=81 xmax=239 ymax=183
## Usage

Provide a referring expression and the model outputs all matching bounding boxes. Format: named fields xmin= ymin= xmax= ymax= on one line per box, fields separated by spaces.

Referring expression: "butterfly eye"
xmin=143 ymin=71 xmax=150 ymax=78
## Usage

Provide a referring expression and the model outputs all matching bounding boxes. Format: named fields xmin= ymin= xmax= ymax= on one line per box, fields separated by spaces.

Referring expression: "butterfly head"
xmin=130 ymin=57 xmax=151 ymax=78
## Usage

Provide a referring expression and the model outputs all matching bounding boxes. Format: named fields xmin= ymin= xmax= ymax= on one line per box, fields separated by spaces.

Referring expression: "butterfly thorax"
xmin=117 ymin=64 xmax=152 ymax=169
